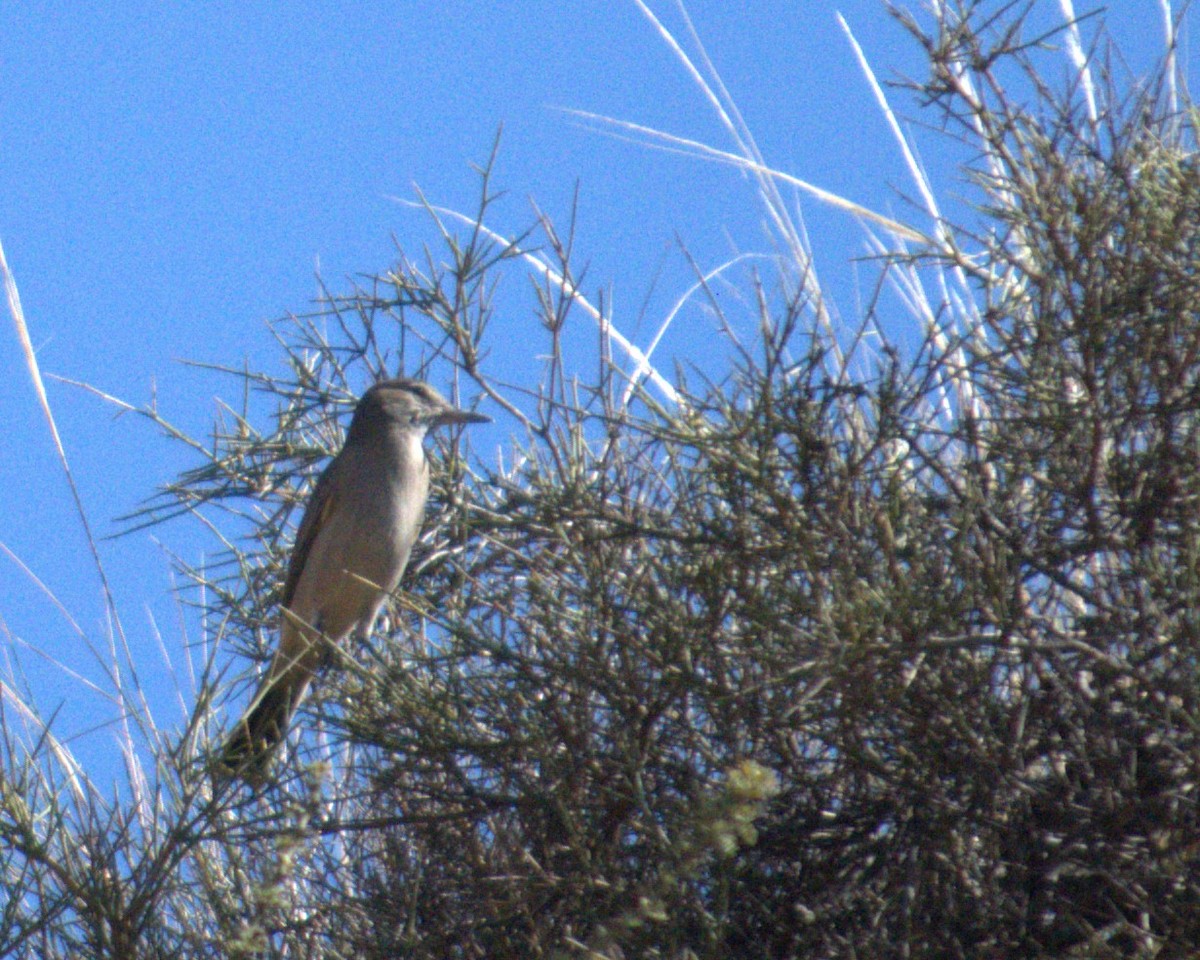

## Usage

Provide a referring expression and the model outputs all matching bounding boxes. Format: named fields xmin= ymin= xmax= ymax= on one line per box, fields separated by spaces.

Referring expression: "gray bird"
xmin=219 ymin=378 xmax=489 ymax=781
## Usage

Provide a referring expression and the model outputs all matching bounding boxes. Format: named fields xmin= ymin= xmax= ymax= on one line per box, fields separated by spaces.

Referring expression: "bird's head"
xmin=348 ymin=379 xmax=490 ymax=442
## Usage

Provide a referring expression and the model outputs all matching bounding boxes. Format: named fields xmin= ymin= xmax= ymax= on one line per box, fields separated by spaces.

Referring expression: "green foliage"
xmin=4 ymin=4 xmax=1200 ymax=958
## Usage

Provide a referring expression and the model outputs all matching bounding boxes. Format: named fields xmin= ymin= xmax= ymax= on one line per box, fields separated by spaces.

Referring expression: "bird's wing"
xmin=279 ymin=453 xmax=344 ymax=609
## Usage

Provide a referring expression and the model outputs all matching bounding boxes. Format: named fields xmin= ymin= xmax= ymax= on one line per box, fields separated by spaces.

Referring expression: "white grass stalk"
xmin=1160 ymin=0 xmax=1179 ymax=120
xmin=1 ymin=238 xmax=148 ymax=747
xmin=1058 ymin=0 xmax=1100 ymax=134
xmin=620 ymin=252 xmax=768 ymax=409
xmin=628 ymin=0 xmax=852 ymax=378
xmin=394 ymin=197 xmax=682 ymax=407
xmin=565 ymin=111 xmax=928 ymax=246
xmin=838 ymin=13 xmax=983 ymax=430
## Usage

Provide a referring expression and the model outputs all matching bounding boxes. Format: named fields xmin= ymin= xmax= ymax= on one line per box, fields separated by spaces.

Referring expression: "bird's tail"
xmin=216 ymin=612 xmax=325 ymax=785
xmin=217 ymin=676 xmax=305 ymax=784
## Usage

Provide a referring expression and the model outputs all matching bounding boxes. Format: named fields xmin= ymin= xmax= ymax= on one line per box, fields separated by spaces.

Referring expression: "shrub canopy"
xmin=4 ymin=4 xmax=1200 ymax=958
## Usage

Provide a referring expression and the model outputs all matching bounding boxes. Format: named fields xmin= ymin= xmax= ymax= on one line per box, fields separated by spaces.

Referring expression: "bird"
xmin=218 ymin=378 xmax=489 ymax=782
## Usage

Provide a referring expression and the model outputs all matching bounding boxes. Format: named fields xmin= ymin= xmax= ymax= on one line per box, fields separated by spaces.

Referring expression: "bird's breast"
xmin=338 ymin=432 xmax=428 ymax=579
xmin=287 ymin=431 xmax=430 ymax=640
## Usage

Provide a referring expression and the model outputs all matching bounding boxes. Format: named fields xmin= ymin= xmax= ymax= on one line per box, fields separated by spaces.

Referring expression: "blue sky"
xmin=0 ymin=1 xmax=1189 ymax=780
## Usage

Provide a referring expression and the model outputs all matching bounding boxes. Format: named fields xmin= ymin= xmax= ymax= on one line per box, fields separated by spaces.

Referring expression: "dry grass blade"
xmin=565 ymin=108 xmax=931 ymax=248
xmin=393 ymin=194 xmax=683 ymax=407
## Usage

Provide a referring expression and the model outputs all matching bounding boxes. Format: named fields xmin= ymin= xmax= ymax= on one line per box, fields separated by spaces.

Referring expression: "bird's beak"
xmin=433 ymin=408 xmax=491 ymax=428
